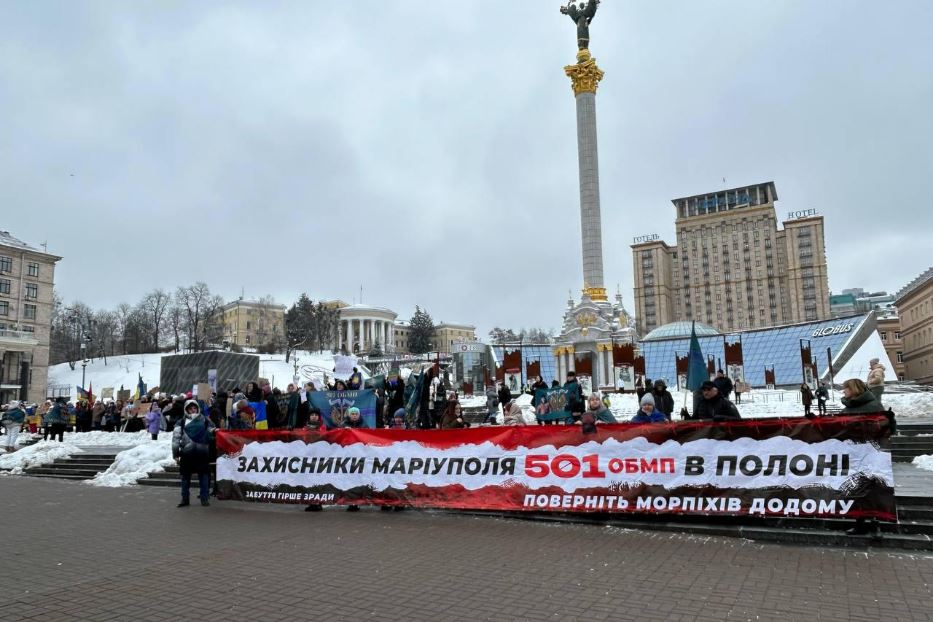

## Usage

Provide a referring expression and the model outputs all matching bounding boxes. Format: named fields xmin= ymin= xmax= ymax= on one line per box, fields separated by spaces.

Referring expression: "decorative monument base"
xmin=554 ymin=289 xmax=635 ymax=391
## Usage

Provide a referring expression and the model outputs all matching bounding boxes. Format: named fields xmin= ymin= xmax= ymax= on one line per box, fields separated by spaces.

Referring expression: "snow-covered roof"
xmin=0 ymin=231 xmax=61 ymax=259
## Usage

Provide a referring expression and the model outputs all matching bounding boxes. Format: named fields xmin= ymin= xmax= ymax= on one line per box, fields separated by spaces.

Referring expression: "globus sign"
xmin=812 ymin=322 xmax=854 ymax=338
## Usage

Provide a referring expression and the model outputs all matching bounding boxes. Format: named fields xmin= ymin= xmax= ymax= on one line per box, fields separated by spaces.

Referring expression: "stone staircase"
xmin=890 ymin=422 xmax=933 ymax=463
xmin=23 ymin=449 xmax=127 ymax=481
xmin=137 ymin=464 xmax=184 ymax=488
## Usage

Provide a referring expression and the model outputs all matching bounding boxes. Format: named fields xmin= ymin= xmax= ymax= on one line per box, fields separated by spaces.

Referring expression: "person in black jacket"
xmin=651 ymin=379 xmax=675 ymax=421
xmin=713 ymin=370 xmax=733 ymax=400
xmin=694 ymin=381 xmax=741 ymax=421
xmin=564 ymin=371 xmax=585 ymax=420
xmin=497 ymin=382 xmax=512 ymax=416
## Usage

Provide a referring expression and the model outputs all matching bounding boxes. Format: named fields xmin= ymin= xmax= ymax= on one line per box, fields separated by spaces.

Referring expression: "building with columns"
xmin=338 ymin=304 xmax=398 ymax=354
xmin=0 ymin=231 xmax=61 ymax=404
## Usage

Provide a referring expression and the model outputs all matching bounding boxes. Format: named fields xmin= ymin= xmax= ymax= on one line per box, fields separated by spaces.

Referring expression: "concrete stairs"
xmin=23 ymin=452 xmax=123 ymax=481
xmin=137 ymin=464 xmax=183 ymax=488
xmin=891 ymin=422 xmax=933 ymax=463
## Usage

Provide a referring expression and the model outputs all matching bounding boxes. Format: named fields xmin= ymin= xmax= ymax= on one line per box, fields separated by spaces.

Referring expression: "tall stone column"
xmin=347 ymin=320 xmax=355 ymax=354
xmin=565 ymin=49 xmax=607 ymax=302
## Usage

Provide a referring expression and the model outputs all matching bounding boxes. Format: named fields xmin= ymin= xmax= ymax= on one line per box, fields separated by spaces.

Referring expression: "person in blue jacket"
xmin=631 ymin=393 xmax=667 ymax=423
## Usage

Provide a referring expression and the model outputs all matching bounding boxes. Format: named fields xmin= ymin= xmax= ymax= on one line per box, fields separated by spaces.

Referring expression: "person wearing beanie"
xmin=631 ymin=392 xmax=666 ymax=424
xmin=172 ymin=399 xmax=216 ymax=507
xmin=342 ymin=406 xmax=366 ymax=429
xmin=388 ymin=407 xmax=409 ymax=429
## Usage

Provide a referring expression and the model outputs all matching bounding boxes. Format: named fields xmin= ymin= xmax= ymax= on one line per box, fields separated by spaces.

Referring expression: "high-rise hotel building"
xmin=631 ymin=182 xmax=830 ymax=336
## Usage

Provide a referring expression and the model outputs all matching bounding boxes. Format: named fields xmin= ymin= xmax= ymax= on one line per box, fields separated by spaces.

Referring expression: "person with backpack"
xmin=172 ymin=400 xmax=216 ymax=508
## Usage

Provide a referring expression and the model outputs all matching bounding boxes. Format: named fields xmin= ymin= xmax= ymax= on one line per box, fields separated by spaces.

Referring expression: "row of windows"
xmin=0 ymin=257 xmax=40 ymax=276
xmin=0 ymin=278 xmax=39 ymax=298
xmin=880 ymin=331 xmax=902 ymax=342
xmin=0 ymin=322 xmax=35 ymax=333
xmin=0 ymin=301 xmax=37 ymax=318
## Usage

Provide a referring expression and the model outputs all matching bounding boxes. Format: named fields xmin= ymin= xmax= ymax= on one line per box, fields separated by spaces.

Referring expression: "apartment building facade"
xmin=632 ymin=182 xmax=830 ymax=336
xmin=0 ymin=231 xmax=61 ymax=403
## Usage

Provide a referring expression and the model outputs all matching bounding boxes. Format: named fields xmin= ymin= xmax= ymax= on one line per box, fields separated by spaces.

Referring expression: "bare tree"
xmin=115 ymin=303 xmax=132 ymax=354
xmin=168 ymin=300 xmax=184 ymax=353
xmin=177 ymin=282 xmax=221 ymax=352
xmin=139 ymin=289 xmax=170 ymax=350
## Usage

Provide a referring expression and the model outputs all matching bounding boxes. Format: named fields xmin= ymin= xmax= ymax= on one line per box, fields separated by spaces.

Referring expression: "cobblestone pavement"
xmin=1 ymin=477 xmax=931 ymax=622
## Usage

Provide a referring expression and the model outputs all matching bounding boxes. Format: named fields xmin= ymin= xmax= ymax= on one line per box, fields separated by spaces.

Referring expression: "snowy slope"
xmin=48 ymin=350 xmax=356 ymax=396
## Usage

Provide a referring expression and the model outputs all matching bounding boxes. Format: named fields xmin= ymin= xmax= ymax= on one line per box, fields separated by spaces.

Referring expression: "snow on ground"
xmin=59 ymin=430 xmax=156 ymax=446
xmin=48 ymin=350 xmax=362 ymax=396
xmin=87 ymin=439 xmax=174 ymax=487
xmin=0 ymin=441 xmax=81 ymax=474
xmin=913 ymin=455 xmax=933 ymax=472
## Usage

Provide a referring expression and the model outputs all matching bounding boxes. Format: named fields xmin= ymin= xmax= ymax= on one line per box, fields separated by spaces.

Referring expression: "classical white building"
xmin=338 ymin=304 xmax=398 ymax=354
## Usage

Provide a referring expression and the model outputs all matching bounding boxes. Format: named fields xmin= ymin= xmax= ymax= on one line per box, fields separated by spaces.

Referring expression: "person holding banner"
xmin=584 ymin=393 xmax=616 ymax=425
xmin=342 ymin=407 xmax=367 ymax=429
xmin=388 ymin=408 xmax=409 ymax=429
xmin=172 ymin=400 xmax=216 ymax=508
xmin=694 ymin=381 xmax=741 ymax=421
xmin=503 ymin=401 xmax=525 ymax=426
xmin=839 ymin=379 xmax=884 ymax=414
xmin=631 ymin=393 xmax=666 ymax=424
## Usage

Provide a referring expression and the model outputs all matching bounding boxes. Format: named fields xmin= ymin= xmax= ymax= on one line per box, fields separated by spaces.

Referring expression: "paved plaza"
xmin=1 ymin=477 xmax=932 ymax=622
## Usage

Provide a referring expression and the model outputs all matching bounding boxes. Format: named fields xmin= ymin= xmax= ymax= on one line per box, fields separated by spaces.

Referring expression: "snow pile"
xmin=87 ymin=440 xmax=174 ymax=488
xmin=913 ymin=455 xmax=933 ymax=472
xmin=883 ymin=393 xmax=933 ymax=419
xmin=0 ymin=441 xmax=80 ymax=474
xmin=60 ymin=431 xmax=155 ymax=447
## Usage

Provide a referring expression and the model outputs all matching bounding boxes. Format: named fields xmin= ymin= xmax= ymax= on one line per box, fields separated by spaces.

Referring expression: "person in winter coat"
xmin=91 ymin=401 xmax=106 ymax=430
xmin=432 ymin=383 xmax=448 ymax=428
xmin=347 ymin=368 xmax=363 ymax=390
xmin=485 ymin=384 xmax=499 ymax=425
xmin=440 ymin=402 xmax=467 ymax=429
xmin=529 ymin=376 xmax=548 ymax=407
xmin=800 ymin=383 xmax=815 ymax=419
xmin=839 ymin=379 xmax=884 ymax=414
xmin=816 ymin=382 xmax=830 ymax=416
xmin=165 ymin=395 xmax=186 ymax=432
xmin=243 ymin=381 xmax=263 ymax=403
xmin=866 ymin=359 xmax=886 ymax=405
xmin=209 ymin=391 xmax=227 ymax=429
xmin=229 ymin=399 xmax=255 ymax=430
xmin=651 ymin=380 xmax=675 ymax=421
xmin=713 ymin=370 xmax=734 ymax=400
xmin=631 ymin=393 xmax=666 ymax=424
xmin=1 ymin=402 xmax=26 ymax=451
xmin=342 ymin=406 xmax=367 ymax=429
xmin=563 ymin=371 xmax=585 ymax=420
xmin=44 ymin=399 xmax=67 ymax=442
xmin=694 ymin=381 xmax=741 ymax=421
xmin=584 ymin=393 xmax=616 ymax=424
xmin=416 ymin=370 xmax=434 ymax=429
xmin=263 ymin=384 xmax=283 ymax=429
xmin=305 ymin=408 xmax=324 ymax=432
xmin=145 ymin=402 xmax=162 ymax=440
xmin=172 ymin=400 xmax=216 ymax=507
xmin=502 ymin=401 xmax=525 ymax=426
xmin=387 ymin=408 xmax=408 ymax=429
xmin=496 ymin=382 xmax=512 ymax=417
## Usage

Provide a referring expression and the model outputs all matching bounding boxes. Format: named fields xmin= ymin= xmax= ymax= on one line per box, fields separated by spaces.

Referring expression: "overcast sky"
xmin=3 ymin=1 xmax=931 ymax=339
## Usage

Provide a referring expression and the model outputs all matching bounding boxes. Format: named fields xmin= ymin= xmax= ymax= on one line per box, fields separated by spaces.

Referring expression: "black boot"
xmin=177 ymin=500 xmax=190 ymax=508
xmin=304 ymin=504 xmax=323 ymax=512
